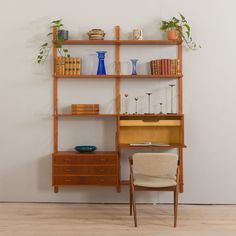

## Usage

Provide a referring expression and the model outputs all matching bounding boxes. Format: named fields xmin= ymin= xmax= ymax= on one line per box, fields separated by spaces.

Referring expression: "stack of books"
xmin=56 ymin=56 xmax=81 ymax=76
xmin=150 ymin=59 xmax=181 ymax=75
xmin=71 ymin=104 xmax=99 ymax=115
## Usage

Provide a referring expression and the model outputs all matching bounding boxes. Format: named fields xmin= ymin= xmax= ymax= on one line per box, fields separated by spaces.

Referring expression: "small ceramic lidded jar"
xmin=133 ymin=29 xmax=143 ymax=40
xmin=88 ymin=29 xmax=105 ymax=40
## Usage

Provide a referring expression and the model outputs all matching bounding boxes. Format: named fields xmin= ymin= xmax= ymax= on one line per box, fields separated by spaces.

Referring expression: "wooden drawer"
xmin=54 ymin=165 xmax=117 ymax=175
xmin=54 ymin=155 xmax=117 ymax=165
xmin=53 ymin=176 xmax=117 ymax=185
xmin=53 ymin=153 xmax=117 ymax=165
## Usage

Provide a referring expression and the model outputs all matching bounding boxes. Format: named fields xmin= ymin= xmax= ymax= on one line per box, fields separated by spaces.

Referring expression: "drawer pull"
xmin=99 ymin=169 xmax=105 ymax=173
xmin=100 ymin=158 xmax=106 ymax=162
xmin=65 ymin=178 xmax=72 ymax=182
xmin=65 ymin=168 xmax=72 ymax=172
xmin=65 ymin=158 xmax=72 ymax=163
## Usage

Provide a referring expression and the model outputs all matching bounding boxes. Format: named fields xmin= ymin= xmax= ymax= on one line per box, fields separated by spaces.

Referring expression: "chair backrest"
xmin=132 ymin=153 xmax=178 ymax=178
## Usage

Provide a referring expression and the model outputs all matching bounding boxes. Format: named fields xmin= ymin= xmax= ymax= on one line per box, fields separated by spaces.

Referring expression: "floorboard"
xmin=0 ymin=203 xmax=236 ymax=236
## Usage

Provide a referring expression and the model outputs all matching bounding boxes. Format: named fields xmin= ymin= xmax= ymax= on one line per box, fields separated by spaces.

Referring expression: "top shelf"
xmin=55 ymin=39 xmax=181 ymax=46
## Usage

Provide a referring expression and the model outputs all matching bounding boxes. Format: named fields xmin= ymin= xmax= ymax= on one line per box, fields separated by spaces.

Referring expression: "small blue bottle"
xmin=96 ymin=51 xmax=107 ymax=75
xmin=131 ymin=59 xmax=139 ymax=75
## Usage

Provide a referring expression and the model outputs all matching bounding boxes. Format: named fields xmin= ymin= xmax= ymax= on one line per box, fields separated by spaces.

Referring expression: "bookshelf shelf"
xmin=119 ymin=144 xmax=186 ymax=149
xmin=55 ymin=74 xmax=182 ymax=79
xmin=56 ymin=114 xmax=117 ymax=117
xmin=57 ymin=39 xmax=180 ymax=46
xmin=52 ymin=25 xmax=185 ymax=194
xmin=55 ymin=74 xmax=117 ymax=79
xmin=119 ymin=114 xmax=183 ymax=120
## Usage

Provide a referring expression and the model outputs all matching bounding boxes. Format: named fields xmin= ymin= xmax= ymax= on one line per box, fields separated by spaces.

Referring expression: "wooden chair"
xmin=129 ymin=153 xmax=179 ymax=227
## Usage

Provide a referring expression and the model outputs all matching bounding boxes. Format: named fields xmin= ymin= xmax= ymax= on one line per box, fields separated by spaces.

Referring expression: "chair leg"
xmin=131 ymin=184 xmax=137 ymax=227
xmin=174 ymin=187 xmax=178 ymax=227
xmin=130 ymin=178 xmax=132 ymax=216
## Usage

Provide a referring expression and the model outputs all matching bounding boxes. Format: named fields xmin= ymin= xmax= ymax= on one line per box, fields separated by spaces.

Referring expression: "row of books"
xmin=56 ymin=57 xmax=81 ymax=76
xmin=150 ymin=59 xmax=181 ymax=75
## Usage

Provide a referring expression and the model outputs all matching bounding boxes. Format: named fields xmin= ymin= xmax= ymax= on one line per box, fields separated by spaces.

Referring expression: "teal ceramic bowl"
xmin=75 ymin=146 xmax=97 ymax=153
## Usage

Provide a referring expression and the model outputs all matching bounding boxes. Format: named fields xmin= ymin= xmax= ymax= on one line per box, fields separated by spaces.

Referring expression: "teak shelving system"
xmin=52 ymin=25 xmax=185 ymax=193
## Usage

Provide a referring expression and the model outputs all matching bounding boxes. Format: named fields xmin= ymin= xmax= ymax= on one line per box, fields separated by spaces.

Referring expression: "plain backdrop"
xmin=0 ymin=0 xmax=235 ymax=203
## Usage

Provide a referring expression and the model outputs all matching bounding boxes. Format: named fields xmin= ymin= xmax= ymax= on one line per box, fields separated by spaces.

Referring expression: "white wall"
xmin=0 ymin=0 xmax=236 ymax=203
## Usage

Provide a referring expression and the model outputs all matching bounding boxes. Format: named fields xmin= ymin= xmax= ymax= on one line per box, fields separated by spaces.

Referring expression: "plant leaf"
xmin=41 ymin=42 xmax=48 ymax=47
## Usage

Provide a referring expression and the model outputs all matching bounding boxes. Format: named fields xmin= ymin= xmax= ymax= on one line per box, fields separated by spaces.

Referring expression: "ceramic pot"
xmin=57 ymin=30 xmax=69 ymax=40
xmin=133 ymin=29 xmax=143 ymax=40
xmin=167 ymin=29 xmax=179 ymax=40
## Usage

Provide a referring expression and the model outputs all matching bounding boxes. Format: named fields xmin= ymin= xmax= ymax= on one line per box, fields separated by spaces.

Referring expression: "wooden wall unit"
xmin=52 ymin=25 xmax=185 ymax=193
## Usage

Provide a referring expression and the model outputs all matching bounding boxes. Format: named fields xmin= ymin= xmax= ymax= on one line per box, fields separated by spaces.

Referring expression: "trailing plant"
xmin=160 ymin=13 xmax=201 ymax=50
xmin=37 ymin=19 xmax=70 ymax=64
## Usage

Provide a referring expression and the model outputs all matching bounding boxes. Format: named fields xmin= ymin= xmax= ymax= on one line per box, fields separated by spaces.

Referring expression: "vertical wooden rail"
xmin=53 ymin=26 xmax=59 ymax=193
xmin=178 ymin=42 xmax=184 ymax=193
xmin=115 ymin=25 xmax=121 ymax=192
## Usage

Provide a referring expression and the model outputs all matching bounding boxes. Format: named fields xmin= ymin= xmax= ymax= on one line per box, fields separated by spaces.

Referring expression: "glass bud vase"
xmin=96 ymin=51 xmax=107 ymax=75
xmin=131 ymin=59 xmax=138 ymax=75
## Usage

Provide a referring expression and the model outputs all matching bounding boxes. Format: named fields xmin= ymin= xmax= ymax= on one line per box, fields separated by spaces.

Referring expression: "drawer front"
xmin=54 ymin=155 xmax=117 ymax=165
xmin=53 ymin=176 xmax=117 ymax=185
xmin=54 ymin=165 xmax=117 ymax=175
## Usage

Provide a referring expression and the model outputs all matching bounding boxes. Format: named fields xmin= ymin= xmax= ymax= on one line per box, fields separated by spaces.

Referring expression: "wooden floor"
xmin=0 ymin=203 xmax=236 ymax=236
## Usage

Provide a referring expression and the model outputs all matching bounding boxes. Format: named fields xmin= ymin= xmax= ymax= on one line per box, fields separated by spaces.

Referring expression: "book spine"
xmin=64 ymin=57 xmax=69 ymax=76
xmin=70 ymin=57 xmax=74 ymax=76
xmin=73 ymin=58 xmax=76 ymax=76
xmin=177 ymin=59 xmax=181 ymax=75
xmin=161 ymin=59 xmax=165 ymax=75
xmin=56 ymin=57 xmax=61 ymax=75
xmin=158 ymin=59 xmax=161 ymax=75
xmin=76 ymin=58 xmax=81 ymax=75
xmin=153 ymin=60 xmax=157 ymax=75
xmin=170 ymin=60 xmax=175 ymax=75
xmin=150 ymin=60 xmax=153 ymax=75
xmin=164 ymin=59 xmax=168 ymax=75
xmin=167 ymin=59 xmax=171 ymax=75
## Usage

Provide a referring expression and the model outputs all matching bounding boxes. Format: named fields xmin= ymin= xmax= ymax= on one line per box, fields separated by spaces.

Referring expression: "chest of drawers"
xmin=52 ymin=151 xmax=120 ymax=192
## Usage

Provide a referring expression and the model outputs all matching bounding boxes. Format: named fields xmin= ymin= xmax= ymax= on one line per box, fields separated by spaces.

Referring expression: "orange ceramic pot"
xmin=167 ymin=29 xmax=179 ymax=40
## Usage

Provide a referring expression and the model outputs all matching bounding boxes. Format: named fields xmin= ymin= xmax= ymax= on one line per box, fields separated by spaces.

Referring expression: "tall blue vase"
xmin=131 ymin=59 xmax=139 ymax=75
xmin=96 ymin=51 xmax=107 ymax=75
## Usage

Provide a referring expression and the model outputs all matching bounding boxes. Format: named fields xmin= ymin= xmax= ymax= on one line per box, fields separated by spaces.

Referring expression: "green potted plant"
xmin=160 ymin=13 xmax=201 ymax=50
xmin=37 ymin=19 xmax=70 ymax=64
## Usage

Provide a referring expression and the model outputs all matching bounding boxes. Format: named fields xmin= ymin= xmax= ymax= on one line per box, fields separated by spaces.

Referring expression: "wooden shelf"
xmin=56 ymin=114 xmax=183 ymax=119
xmin=119 ymin=114 xmax=183 ymax=119
xmin=57 ymin=40 xmax=117 ymax=45
xmin=57 ymin=39 xmax=180 ymax=46
xmin=119 ymin=144 xmax=186 ymax=149
xmin=55 ymin=75 xmax=117 ymax=79
xmin=55 ymin=74 xmax=182 ymax=79
xmin=56 ymin=114 xmax=117 ymax=117
xmin=54 ymin=151 xmax=118 ymax=155
xmin=118 ymin=40 xmax=180 ymax=45
xmin=120 ymin=74 xmax=182 ymax=79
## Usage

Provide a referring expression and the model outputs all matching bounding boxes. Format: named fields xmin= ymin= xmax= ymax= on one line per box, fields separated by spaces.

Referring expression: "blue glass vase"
xmin=131 ymin=59 xmax=139 ymax=75
xmin=96 ymin=51 xmax=107 ymax=75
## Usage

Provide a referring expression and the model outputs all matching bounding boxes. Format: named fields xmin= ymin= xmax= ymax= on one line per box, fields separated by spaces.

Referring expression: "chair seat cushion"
xmin=134 ymin=173 xmax=176 ymax=188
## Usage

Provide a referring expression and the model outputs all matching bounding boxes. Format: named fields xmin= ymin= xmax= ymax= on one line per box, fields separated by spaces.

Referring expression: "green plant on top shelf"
xmin=160 ymin=13 xmax=201 ymax=50
xmin=37 ymin=19 xmax=70 ymax=64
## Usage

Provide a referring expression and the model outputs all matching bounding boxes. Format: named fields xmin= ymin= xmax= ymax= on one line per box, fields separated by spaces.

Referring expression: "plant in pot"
xmin=160 ymin=13 xmax=201 ymax=50
xmin=37 ymin=19 xmax=70 ymax=64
